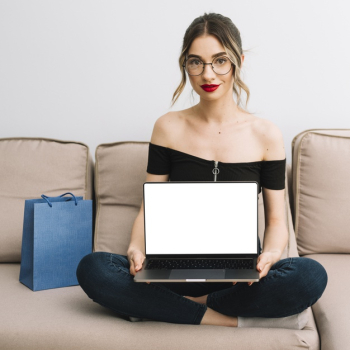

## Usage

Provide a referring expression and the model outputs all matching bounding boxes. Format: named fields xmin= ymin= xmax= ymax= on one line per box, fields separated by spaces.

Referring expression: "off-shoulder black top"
xmin=147 ymin=142 xmax=286 ymax=194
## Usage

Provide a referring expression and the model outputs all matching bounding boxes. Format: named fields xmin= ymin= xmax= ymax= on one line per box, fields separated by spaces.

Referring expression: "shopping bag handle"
xmin=41 ymin=192 xmax=78 ymax=207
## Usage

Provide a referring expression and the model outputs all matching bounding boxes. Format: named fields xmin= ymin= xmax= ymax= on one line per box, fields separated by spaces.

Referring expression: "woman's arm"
xmin=260 ymin=119 xmax=288 ymax=264
xmin=261 ymin=188 xmax=288 ymax=265
xmin=127 ymin=173 xmax=169 ymax=255
xmin=127 ymin=115 xmax=171 ymax=277
xmin=243 ymin=120 xmax=288 ymax=286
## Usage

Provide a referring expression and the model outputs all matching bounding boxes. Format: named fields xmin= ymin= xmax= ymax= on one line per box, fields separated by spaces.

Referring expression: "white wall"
xmin=1 ymin=0 xmax=349 ymax=164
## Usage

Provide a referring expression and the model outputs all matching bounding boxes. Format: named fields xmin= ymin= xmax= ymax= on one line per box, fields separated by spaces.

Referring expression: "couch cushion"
xmin=287 ymin=164 xmax=294 ymax=221
xmin=94 ymin=141 xmax=148 ymax=254
xmin=302 ymin=254 xmax=350 ymax=350
xmin=0 ymin=263 xmax=319 ymax=350
xmin=0 ymin=137 xmax=94 ymax=262
xmin=94 ymin=142 xmax=299 ymax=259
xmin=291 ymin=129 xmax=350 ymax=255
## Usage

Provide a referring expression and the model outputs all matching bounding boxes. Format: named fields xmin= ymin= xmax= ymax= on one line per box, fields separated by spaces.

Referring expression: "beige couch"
xmin=0 ymin=130 xmax=349 ymax=350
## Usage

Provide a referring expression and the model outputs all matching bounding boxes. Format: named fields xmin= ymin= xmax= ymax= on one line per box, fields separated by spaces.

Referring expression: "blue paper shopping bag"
xmin=19 ymin=192 xmax=92 ymax=291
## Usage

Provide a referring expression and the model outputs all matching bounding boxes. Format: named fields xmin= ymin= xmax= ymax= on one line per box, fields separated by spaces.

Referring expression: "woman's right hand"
xmin=127 ymin=249 xmax=150 ymax=284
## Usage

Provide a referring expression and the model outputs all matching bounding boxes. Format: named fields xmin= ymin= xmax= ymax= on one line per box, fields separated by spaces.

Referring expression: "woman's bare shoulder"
xmin=251 ymin=117 xmax=285 ymax=160
xmin=150 ymin=111 xmax=183 ymax=147
xmin=249 ymin=115 xmax=279 ymax=138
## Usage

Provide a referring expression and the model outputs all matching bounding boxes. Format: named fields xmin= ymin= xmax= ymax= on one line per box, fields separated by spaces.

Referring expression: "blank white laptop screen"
xmin=144 ymin=182 xmax=258 ymax=255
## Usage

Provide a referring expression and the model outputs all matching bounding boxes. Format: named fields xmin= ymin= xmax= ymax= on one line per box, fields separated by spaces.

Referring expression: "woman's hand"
xmin=232 ymin=251 xmax=279 ymax=287
xmin=128 ymin=249 xmax=152 ymax=284
xmin=127 ymin=248 xmax=146 ymax=277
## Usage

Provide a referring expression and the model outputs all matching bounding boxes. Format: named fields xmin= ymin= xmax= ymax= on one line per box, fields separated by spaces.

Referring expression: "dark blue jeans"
xmin=76 ymin=252 xmax=328 ymax=325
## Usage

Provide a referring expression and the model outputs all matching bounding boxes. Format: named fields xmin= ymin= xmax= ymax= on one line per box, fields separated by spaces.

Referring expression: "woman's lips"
xmin=201 ymin=85 xmax=219 ymax=92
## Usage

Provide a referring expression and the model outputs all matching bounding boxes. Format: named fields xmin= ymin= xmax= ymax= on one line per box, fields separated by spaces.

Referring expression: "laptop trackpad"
xmin=169 ymin=269 xmax=225 ymax=279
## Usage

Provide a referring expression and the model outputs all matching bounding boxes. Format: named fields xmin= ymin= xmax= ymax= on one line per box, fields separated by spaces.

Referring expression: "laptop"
xmin=133 ymin=181 xmax=260 ymax=283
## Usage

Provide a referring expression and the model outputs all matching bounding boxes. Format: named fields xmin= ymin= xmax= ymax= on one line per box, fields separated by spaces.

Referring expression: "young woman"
xmin=77 ymin=12 xmax=328 ymax=328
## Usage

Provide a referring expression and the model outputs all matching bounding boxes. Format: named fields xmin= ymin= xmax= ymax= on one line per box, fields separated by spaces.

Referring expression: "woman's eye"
xmin=216 ymin=58 xmax=227 ymax=65
xmin=189 ymin=59 xmax=201 ymax=66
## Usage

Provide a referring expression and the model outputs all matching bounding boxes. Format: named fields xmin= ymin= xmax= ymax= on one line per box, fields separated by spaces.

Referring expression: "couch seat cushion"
xmin=303 ymin=254 xmax=350 ymax=350
xmin=1 ymin=264 xmax=320 ymax=350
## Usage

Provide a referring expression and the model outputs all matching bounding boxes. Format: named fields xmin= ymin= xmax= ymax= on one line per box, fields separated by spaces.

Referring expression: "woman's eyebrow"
xmin=187 ymin=52 xmax=227 ymax=59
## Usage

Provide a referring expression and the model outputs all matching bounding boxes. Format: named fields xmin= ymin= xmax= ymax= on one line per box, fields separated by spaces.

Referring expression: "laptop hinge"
xmin=146 ymin=254 xmax=258 ymax=259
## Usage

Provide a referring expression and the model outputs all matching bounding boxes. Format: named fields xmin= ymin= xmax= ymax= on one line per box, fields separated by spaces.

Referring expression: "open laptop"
xmin=134 ymin=181 xmax=260 ymax=283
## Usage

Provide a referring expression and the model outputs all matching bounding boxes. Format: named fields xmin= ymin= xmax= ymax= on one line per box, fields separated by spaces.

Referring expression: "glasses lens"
xmin=185 ymin=58 xmax=203 ymax=75
xmin=212 ymin=56 xmax=232 ymax=75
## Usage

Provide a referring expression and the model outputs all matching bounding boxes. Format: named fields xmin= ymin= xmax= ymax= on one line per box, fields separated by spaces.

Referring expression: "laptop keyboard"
xmin=145 ymin=259 xmax=253 ymax=270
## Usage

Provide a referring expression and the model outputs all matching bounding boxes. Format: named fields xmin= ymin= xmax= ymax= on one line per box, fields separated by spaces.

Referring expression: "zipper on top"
xmin=212 ymin=160 xmax=220 ymax=181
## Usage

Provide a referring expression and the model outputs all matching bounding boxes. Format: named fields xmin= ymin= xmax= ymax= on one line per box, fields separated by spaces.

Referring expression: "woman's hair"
xmin=171 ymin=12 xmax=251 ymax=112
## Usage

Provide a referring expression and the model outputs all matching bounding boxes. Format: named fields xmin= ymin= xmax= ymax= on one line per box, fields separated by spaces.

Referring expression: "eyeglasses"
xmin=183 ymin=56 xmax=235 ymax=76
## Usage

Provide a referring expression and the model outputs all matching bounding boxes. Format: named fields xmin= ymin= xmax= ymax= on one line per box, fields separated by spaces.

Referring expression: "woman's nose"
xmin=201 ymin=64 xmax=216 ymax=80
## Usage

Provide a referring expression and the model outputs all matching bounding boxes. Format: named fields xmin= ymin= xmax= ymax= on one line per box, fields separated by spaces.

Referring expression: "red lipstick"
xmin=200 ymin=84 xmax=220 ymax=92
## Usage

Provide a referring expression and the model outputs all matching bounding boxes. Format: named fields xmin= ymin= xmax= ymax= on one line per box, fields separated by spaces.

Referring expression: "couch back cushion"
xmin=94 ymin=142 xmax=148 ymax=254
xmin=0 ymin=138 xmax=94 ymax=262
xmin=292 ymin=129 xmax=350 ymax=255
xmin=94 ymin=141 xmax=299 ymax=259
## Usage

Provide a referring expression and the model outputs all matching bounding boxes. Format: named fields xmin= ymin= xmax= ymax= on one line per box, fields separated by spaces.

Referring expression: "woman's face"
xmin=186 ymin=34 xmax=244 ymax=101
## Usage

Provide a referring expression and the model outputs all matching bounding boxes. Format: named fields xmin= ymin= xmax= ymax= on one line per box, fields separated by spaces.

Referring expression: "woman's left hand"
xmin=232 ymin=251 xmax=279 ymax=286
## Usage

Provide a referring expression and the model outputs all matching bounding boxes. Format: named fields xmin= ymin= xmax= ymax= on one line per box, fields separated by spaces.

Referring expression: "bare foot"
xmin=201 ymin=307 xmax=237 ymax=327
xmin=183 ymin=296 xmax=237 ymax=327
xmin=183 ymin=295 xmax=208 ymax=305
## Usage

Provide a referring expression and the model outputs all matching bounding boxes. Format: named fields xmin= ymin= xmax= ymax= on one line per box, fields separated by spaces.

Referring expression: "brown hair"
xmin=171 ymin=12 xmax=251 ymax=112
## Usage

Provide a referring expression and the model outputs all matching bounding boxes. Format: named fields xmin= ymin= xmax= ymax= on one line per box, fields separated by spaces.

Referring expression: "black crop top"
xmin=146 ymin=143 xmax=286 ymax=194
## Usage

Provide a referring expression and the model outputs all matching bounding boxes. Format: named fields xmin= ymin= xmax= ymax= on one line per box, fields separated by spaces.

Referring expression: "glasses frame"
xmin=182 ymin=55 xmax=235 ymax=76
